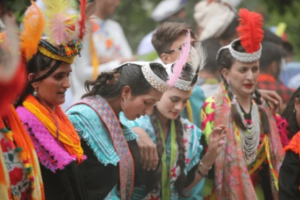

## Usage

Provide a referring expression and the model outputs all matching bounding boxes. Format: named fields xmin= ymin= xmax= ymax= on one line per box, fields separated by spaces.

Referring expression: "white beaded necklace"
xmin=235 ymin=101 xmax=261 ymax=165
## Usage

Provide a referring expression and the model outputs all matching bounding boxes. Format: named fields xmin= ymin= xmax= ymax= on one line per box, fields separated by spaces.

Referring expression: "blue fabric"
xmin=287 ymin=73 xmax=300 ymax=89
xmin=103 ymin=185 xmax=120 ymax=200
xmin=179 ymin=179 xmax=205 ymax=200
xmin=280 ymin=62 xmax=300 ymax=87
xmin=137 ymin=30 xmax=156 ymax=56
xmin=179 ymin=118 xmax=204 ymax=200
xmin=67 ymin=104 xmax=138 ymax=200
xmin=120 ymin=114 xmax=204 ymax=200
xmin=181 ymin=86 xmax=205 ymax=129
xmin=67 ymin=104 xmax=138 ymax=166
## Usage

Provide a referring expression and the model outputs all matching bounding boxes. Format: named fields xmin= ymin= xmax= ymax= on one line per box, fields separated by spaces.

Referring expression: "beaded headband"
xmin=216 ymin=39 xmax=262 ymax=63
xmin=165 ymin=63 xmax=194 ymax=91
xmin=164 ymin=43 xmax=206 ymax=92
xmin=100 ymin=61 xmax=169 ymax=93
xmin=140 ymin=62 xmax=168 ymax=93
xmin=38 ymin=39 xmax=83 ymax=64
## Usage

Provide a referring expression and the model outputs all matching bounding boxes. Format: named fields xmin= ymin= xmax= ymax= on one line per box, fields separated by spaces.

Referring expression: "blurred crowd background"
xmin=114 ymin=0 xmax=300 ymax=60
xmin=8 ymin=0 xmax=300 ymax=59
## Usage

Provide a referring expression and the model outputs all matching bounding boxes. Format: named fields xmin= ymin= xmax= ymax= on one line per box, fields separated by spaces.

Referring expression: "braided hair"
xmin=149 ymin=63 xmax=196 ymax=197
xmin=150 ymin=107 xmax=187 ymax=197
xmin=15 ymin=51 xmax=62 ymax=107
xmin=83 ymin=63 xmax=168 ymax=99
xmin=217 ymin=41 xmax=270 ymax=134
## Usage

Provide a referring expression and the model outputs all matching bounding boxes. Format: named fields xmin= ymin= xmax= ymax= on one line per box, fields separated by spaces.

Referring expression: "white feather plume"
xmin=188 ymin=42 xmax=207 ymax=73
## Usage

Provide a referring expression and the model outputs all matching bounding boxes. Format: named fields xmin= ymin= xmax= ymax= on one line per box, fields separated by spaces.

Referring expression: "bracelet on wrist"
xmin=197 ymin=168 xmax=208 ymax=178
xmin=199 ymin=161 xmax=212 ymax=170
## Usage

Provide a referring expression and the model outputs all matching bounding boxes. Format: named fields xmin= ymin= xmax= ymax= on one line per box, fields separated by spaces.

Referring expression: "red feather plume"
xmin=79 ymin=0 xmax=87 ymax=40
xmin=237 ymin=8 xmax=264 ymax=53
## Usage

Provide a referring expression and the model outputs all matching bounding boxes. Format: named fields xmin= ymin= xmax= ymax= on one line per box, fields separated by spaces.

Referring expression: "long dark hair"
xmin=15 ymin=51 xmax=62 ymax=107
xmin=282 ymin=87 xmax=300 ymax=139
xmin=83 ymin=62 xmax=168 ymax=99
xmin=82 ymin=62 xmax=168 ymax=192
xmin=217 ymin=40 xmax=270 ymax=133
xmin=150 ymin=64 xmax=194 ymax=197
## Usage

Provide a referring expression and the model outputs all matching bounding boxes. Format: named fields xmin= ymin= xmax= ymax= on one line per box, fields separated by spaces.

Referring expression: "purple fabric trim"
xmin=16 ymin=106 xmax=76 ymax=172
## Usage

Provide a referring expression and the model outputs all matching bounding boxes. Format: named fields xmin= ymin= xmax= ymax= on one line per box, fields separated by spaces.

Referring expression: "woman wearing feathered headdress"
xmin=201 ymin=9 xmax=284 ymax=200
xmin=15 ymin=0 xmax=91 ymax=199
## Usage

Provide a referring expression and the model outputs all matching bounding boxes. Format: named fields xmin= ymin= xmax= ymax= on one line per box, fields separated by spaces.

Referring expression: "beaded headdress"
xmin=216 ymin=8 xmax=264 ymax=63
xmin=102 ymin=61 xmax=169 ymax=93
xmin=36 ymin=0 xmax=87 ymax=64
xmin=166 ymin=31 xmax=206 ymax=91
xmin=140 ymin=62 xmax=169 ymax=92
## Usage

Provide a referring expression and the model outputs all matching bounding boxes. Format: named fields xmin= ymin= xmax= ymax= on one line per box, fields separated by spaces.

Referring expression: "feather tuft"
xmin=78 ymin=0 xmax=87 ymax=40
xmin=189 ymin=42 xmax=207 ymax=73
xmin=20 ymin=1 xmax=45 ymax=60
xmin=187 ymin=42 xmax=207 ymax=86
xmin=42 ymin=0 xmax=79 ymax=46
xmin=237 ymin=8 xmax=264 ymax=53
xmin=167 ymin=30 xmax=191 ymax=87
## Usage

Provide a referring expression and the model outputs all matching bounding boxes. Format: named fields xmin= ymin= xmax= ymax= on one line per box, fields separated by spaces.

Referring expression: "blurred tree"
xmin=263 ymin=1 xmax=300 ymax=60
xmin=113 ymin=0 xmax=161 ymax=54
xmin=262 ymin=0 xmax=294 ymax=13
xmin=1 ymin=0 xmax=30 ymax=23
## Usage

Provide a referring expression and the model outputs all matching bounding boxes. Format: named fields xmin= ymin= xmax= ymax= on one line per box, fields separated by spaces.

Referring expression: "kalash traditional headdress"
xmin=140 ymin=62 xmax=169 ymax=92
xmin=105 ymin=61 xmax=169 ymax=93
xmin=99 ymin=32 xmax=205 ymax=93
xmin=216 ymin=8 xmax=264 ymax=63
xmin=34 ymin=0 xmax=87 ymax=64
xmin=166 ymin=30 xmax=206 ymax=91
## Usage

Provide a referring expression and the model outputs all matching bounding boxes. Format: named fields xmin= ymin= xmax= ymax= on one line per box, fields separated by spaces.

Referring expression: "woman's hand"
xmin=207 ymin=125 xmax=226 ymax=159
xmin=200 ymin=125 xmax=226 ymax=170
xmin=259 ymin=89 xmax=283 ymax=113
xmin=183 ymin=125 xmax=226 ymax=194
xmin=132 ymin=127 xmax=159 ymax=171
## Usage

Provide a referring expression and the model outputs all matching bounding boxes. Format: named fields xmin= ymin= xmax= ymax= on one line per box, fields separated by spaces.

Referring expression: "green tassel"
xmin=15 ymin=147 xmax=23 ymax=153
xmin=1 ymin=128 xmax=9 ymax=133
xmin=26 ymin=166 xmax=33 ymax=174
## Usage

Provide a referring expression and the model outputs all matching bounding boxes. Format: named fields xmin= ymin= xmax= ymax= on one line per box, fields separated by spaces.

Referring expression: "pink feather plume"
xmin=43 ymin=0 xmax=79 ymax=46
xmin=79 ymin=0 xmax=87 ymax=40
xmin=167 ymin=30 xmax=191 ymax=86
xmin=50 ymin=14 xmax=73 ymax=45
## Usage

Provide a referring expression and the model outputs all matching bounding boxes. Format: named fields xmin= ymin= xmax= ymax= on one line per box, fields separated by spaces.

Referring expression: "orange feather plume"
xmin=237 ymin=8 xmax=264 ymax=53
xmin=20 ymin=1 xmax=45 ymax=60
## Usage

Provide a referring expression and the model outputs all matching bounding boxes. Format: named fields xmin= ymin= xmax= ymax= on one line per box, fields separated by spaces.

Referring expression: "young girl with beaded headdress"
xmin=201 ymin=9 xmax=284 ymax=200
xmin=15 ymin=0 xmax=90 ymax=199
xmin=66 ymin=61 xmax=169 ymax=200
xmin=0 ymin=1 xmax=45 ymax=200
xmin=120 ymin=33 xmax=226 ymax=200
